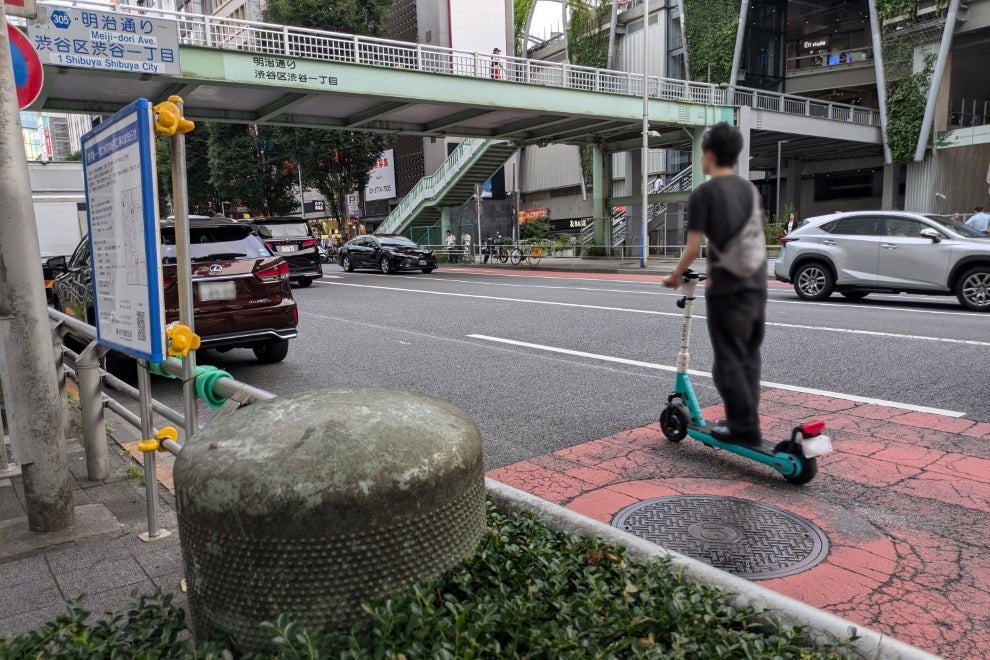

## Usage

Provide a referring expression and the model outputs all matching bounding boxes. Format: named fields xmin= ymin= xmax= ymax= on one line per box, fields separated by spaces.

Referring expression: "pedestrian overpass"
xmin=28 ymin=0 xmax=884 ymax=237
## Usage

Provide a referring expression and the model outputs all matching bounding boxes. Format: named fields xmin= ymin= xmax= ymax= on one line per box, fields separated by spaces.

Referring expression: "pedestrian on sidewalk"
xmin=965 ymin=206 xmax=990 ymax=233
xmin=784 ymin=212 xmax=799 ymax=233
xmin=661 ymin=122 xmax=768 ymax=447
xmin=445 ymin=230 xmax=459 ymax=263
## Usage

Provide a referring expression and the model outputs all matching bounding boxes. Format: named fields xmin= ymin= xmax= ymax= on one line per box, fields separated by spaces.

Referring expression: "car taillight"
xmin=780 ymin=237 xmax=799 ymax=247
xmin=301 ymin=238 xmax=317 ymax=248
xmin=292 ymin=307 xmax=299 ymax=324
xmin=264 ymin=241 xmax=277 ymax=252
xmin=255 ymin=261 xmax=289 ymax=282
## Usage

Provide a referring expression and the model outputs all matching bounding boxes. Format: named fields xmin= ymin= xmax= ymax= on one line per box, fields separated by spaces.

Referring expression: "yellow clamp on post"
xmin=166 ymin=323 xmax=201 ymax=358
xmin=136 ymin=427 xmax=178 ymax=454
xmin=153 ymin=97 xmax=195 ymax=136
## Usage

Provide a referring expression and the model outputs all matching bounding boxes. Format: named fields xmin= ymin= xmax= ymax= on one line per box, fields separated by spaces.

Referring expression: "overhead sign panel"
xmin=28 ymin=5 xmax=180 ymax=75
xmin=81 ymin=98 xmax=166 ymax=363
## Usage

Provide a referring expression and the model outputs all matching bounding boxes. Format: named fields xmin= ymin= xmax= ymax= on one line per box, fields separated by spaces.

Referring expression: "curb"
xmin=485 ymin=478 xmax=939 ymax=660
xmin=448 ymin=261 xmax=780 ymax=278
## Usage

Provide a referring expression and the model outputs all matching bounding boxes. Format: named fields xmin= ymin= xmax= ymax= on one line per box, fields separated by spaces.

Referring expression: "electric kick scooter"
xmin=658 ymin=271 xmax=833 ymax=485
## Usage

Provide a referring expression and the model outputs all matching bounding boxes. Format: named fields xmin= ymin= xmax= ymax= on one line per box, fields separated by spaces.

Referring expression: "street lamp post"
xmin=640 ymin=0 xmax=649 ymax=268
xmin=775 ymin=139 xmax=789 ymax=223
xmin=297 ymin=163 xmax=306 ymax=219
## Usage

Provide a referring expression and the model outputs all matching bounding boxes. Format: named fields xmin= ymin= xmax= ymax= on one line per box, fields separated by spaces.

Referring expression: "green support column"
xmin=691 ymin=127 xmax=706 ymax=190
xmin=440 ymin=207 xmax=451 ymax=240
xmin=592 ymin=145 xmax=607 ymax=247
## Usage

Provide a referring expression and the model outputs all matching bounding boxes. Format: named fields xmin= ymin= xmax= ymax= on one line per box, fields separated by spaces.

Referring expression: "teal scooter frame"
xmin=658 ymin=271 xmax=832 ymax=485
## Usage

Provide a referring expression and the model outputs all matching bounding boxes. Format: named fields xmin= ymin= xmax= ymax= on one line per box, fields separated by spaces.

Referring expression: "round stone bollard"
xmin=173 ymin=388 xmax=486 ymax=650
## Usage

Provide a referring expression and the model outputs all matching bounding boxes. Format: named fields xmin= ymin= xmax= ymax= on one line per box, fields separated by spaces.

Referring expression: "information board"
xmin=81 ymin=98 xmax=165 ymax=363
xmin=28 ymin=4 xmax=180 ymax=75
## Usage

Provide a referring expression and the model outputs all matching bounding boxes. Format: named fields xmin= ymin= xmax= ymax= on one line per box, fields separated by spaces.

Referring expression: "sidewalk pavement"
xmin=0 ymin=418 xmax=183 ymax=637
xmin=3 ymin=390 xmax=987 ymax=658
xmin=451 ymin=257 xmax=782 ymax=278
xmin=489 ymin=391 xmax=990 ymax=660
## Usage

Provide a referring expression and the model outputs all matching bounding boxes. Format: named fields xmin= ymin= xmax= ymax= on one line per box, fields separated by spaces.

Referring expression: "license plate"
xmin=199 ymin=281 xmax=237 ymax=302
xmin=418 ymin=260 xmax=427 ymax=266
xmin=278 ymin=245 xmax=296 ymax=253
xmin=801 ymin=434 xmax=833 ymax=458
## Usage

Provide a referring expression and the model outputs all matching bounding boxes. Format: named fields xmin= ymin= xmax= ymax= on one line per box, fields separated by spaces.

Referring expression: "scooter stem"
xmin=677 ymin=277 xmax=700 ymax=373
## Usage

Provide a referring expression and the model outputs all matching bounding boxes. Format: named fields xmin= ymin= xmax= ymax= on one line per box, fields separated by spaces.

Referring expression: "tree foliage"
xmin=566 ymin=0 xmax=611 ymax=70
xmin=156 ymin=129 xmax=217 ymax=217
xmin=262 ymin=0 xmax=389 ymax=222
xmin=682 ymin=0 xmax=738 ymax=83
xmin=207 ymin=123 xmax=297 ymax=216
xmin=885 ymin=54 xmax=936 ymax=164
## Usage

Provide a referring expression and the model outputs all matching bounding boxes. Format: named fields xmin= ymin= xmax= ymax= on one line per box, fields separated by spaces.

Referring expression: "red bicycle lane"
xmin=488 ymin=390 xmax=990 ymax=659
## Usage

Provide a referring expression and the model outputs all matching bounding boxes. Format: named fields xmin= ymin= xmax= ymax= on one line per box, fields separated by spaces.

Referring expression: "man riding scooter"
xmin=661 ymin=122 xmax=767 ymax=447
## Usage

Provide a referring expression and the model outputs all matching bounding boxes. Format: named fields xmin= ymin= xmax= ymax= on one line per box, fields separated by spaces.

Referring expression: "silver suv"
xmin=774 ymin=211 xmax=990 ymax=311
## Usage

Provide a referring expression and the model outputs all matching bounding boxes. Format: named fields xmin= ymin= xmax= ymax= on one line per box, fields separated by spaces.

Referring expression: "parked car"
xmin=243 ymin=216 xmax=322 ymax=287
xmin=51 ymin=217 xmax=298 ymax=363
xmin=339 ymin=234 xmax=438 ymax=274
xmin=774 ymin=211 xmax=990 ymax=311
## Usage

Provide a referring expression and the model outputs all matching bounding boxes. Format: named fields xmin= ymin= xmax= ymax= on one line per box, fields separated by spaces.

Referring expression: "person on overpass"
xmin=965 ymin=206 xmax=990 ymax=233
xmin=491 ymin=48 xmax=504 ymax=80
xmin=661 ymin=122 xmax=768 ymax=447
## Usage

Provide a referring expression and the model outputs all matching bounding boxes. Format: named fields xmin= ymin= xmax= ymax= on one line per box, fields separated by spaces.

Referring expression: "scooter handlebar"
xmin=681 ymin=269 xmax=707 ymax=282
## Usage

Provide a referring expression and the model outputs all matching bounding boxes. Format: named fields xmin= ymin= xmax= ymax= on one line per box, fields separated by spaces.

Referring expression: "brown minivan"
xmin=52 ymin=217 xmax=298 ymax=364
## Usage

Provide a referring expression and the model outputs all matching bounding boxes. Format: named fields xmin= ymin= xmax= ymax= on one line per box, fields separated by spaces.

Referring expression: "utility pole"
xmin=0 ymin=5 xmax=74 ymax=531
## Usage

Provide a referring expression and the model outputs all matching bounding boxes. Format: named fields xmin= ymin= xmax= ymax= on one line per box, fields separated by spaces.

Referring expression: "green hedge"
xmin=0 ymin=506 xmax=852 ymax=658
xmin=683 ymin=0 xmax=738 ymax=83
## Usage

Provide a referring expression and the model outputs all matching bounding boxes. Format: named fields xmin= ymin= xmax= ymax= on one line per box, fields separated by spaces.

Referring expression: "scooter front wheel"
xmin=660 ymin=404 xmax=690 ymax=442
xmin=773 ymin=441 xmax=818 ymax=485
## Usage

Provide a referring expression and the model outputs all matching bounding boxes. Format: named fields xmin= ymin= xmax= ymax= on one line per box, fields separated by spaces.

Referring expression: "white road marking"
xmin=467 ymin=334 xmax=967 ymax=418
xmin=320 ymin=275 xmax=342 ymax=279
xmin=319 ymin=281 xmax=987 ymax=346
xmin=417 ymin=273 xmax=978 ymax=317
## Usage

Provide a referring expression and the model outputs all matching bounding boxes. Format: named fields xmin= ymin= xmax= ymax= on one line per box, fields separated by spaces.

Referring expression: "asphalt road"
xmin=149 ymin=266 xmax=990 ymax=469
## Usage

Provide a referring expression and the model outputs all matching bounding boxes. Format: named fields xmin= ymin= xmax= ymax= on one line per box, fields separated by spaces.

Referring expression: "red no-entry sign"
xmin=7 ymin=22 xmax=43 ymax=109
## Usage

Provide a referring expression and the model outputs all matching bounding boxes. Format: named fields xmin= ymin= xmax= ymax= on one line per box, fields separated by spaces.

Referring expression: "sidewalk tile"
xmin=845 ymin=404 xmax=914 ymax=420
xmin=0 ymin=578 xmax=63 ymax=618
xmin=822 ymin=454 xmax=921 ymax=487
xmin=0 ymin=602 xmax=67 ymax=637
xmin=926 ymin=454 xmax=990 ymax=485
xmin=77 ymin=580 xmax=157 ymax=618
xmin=486 ymin=461 xmax=595 ymax=503
xmin=54 ymin=556 xmax=149 ymax=598
xmin=0 ymin=555 xmax=51 ymax=590
xmin=892 ymin=472 xmax=990 ymax=514
xmin=566 ymin=488 xmax=639 ymax=524
xmin=889 ymin=412 xmax=975 ymax=434
xmin=870 ymin=445 xmax=945 ymax=469
xmin=960 ymin=422 xmax=990 ymax=440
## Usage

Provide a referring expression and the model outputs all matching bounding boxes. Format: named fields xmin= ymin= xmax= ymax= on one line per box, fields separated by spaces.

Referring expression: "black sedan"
xmin=339 ymin=235 xmax=437 ymax=274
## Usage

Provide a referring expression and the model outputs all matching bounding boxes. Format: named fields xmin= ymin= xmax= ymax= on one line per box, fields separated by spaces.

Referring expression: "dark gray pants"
xmin=706 ymin=289 xmax=767 ymax=441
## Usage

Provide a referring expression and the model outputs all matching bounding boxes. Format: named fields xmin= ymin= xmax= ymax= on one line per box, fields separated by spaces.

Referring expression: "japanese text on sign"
xmin=251 ymin=56 xmax=338 ymax=86
xmin=28 ymin=6 xmax=181 ymax=75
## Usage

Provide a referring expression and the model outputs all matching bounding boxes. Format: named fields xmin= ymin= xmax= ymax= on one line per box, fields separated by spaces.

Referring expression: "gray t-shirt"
xmin=687 ymin=174 xmax=768 ymax=297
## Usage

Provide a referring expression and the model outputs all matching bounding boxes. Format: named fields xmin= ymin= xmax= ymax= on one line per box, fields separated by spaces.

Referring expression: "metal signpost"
xmin=81 ymin=98 xmax=167 ymax=539
xmin=28 ymin=4 xmax=181 ymax=76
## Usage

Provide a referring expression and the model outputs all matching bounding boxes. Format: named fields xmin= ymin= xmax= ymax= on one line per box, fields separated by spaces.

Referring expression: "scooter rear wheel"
xmin=774 ymin=441 xmax=818 ymax=485
xmin=660 ymin=404 xmax=689 ymax=442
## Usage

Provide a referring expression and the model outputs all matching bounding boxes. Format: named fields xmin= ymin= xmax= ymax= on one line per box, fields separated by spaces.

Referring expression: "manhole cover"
xmin=612 ymin=495 xmax=829 ymax=580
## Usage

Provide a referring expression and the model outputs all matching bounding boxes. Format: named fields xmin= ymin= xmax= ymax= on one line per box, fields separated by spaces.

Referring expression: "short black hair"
xmin=701 ymin=122 xmax=744 ymax=167
xmin=976 ymin=207 xmax=985 ymax=212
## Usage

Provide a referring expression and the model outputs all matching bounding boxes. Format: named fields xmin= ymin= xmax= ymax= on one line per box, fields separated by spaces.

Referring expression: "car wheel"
xmin=955 ymin=266 xmax=990 ymax=312
xmin=253 ymin=338 xmax=290 ymax=364
xmin=793 ymin=262 xmax=834 ymax=301
xmin=840 ymin=291 xmax=869 ymax=300
xmin=296 ymin=277 xmax=313 ymax=288
xmin=422 ymin=268 xmax=435 ymax=274
xmin=340 ymin=255 xmax=354 ymax=272
xmin=380 ymin=257 xmax=393 ymax=274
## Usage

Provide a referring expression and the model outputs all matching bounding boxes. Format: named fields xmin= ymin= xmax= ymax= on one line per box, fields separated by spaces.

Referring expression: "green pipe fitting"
xmin=194 ymin=365 xmax=233 ymax=409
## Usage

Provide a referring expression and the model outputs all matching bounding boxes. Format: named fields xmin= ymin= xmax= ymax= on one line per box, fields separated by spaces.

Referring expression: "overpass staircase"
xmin=583 ymin=165 xmax=693 ymax=247
xmin=378 ymin=139 xmax=517 ymax=236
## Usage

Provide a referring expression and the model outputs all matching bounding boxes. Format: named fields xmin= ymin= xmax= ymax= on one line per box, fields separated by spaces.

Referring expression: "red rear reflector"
xmin=301 ymin=238 xmax=317 ymax=248
xmin=802 ymin=420 xmax=826 ymax=437
xmin=255 ymin=261 xmax=290 ymax=282
xmin=292 ymin=307 xmax=299 ymax=324
xmin=780 ymin=237 xmax=798 ymax=247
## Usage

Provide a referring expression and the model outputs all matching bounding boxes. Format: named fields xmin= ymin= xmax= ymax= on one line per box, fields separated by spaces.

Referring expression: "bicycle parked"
xmin=481 ymin=235 xmax=508 ymax=264
xmin=509 ymin=242 xmax=543 ymax=266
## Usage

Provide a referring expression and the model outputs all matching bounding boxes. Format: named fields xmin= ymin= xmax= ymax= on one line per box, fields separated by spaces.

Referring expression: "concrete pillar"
xmin=785 ymin=159 xmax=802 ymax=218
xmin=592 ymin=145 xmax=607 ymax=247
xmin=440 ymin=207 xmax=451 ymax=238
xmin=882 ymin=164 xmax=903 ymax=210
xmin=736 ymin=107 xmax=752 ymax=180
xmin=624 ymin=150 xmax=643 ymax=258
xmin=691 ymin=128 xmax=706 ymax=250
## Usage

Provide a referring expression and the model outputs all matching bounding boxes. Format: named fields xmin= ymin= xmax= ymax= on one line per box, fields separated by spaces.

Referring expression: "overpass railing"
xmin=40 ymin=1 xmax=881 ymax=128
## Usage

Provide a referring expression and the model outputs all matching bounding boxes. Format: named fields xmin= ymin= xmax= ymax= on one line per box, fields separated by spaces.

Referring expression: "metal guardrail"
xmin=48 ymin=308 xmax=276 ymax=539
xmin=39 ymin=0 xmax=881 ymax=128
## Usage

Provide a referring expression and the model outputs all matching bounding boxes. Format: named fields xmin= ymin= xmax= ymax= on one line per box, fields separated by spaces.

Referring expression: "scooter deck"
xmin=687 ymin=424 xmax=776 ymax=458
